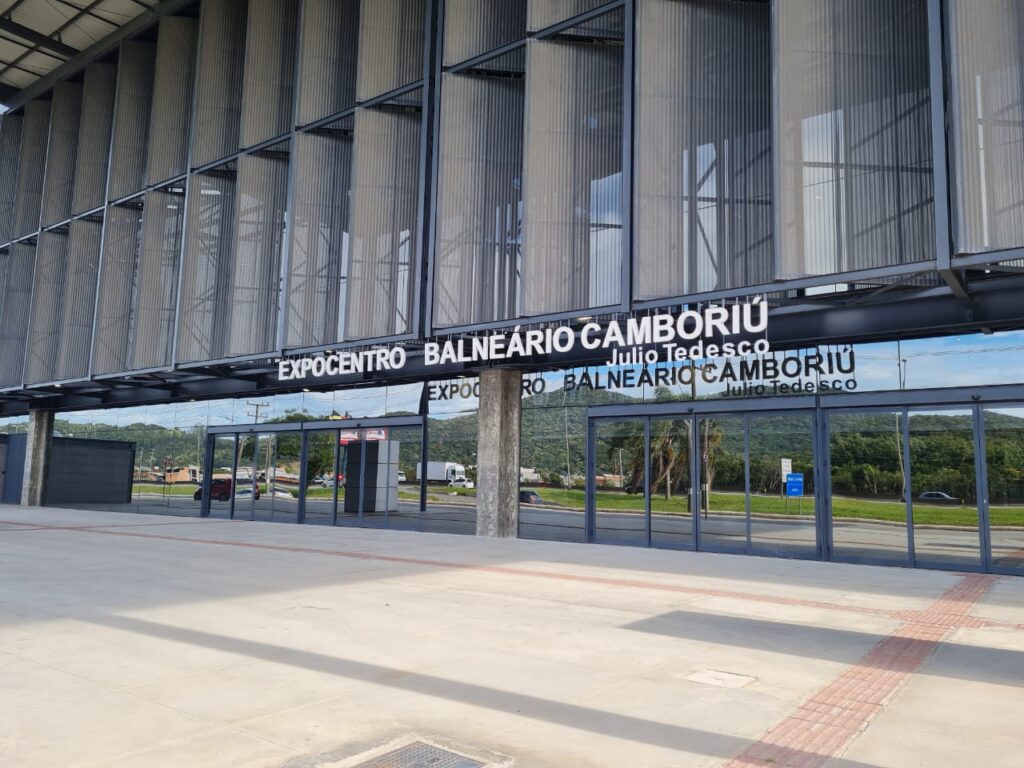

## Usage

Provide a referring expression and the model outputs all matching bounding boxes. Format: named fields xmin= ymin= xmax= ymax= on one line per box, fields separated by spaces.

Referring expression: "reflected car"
xmin=270 ymin=486 xmax=293 ymax=500
xmin=918 ymin=491 xmax=960 ymax=503
xmin=397 ymin=471 xmax=407 ymax=483
xmin=321 ymin=473 xmax=345 ymax=488
xmin=448 ymin=477 xmax=474 ymax=489
xmin=235 ymin=487 xmax=261 ymax=500
xmin=519 ymin=490 xmax=543 ymax=505
xmin=195 ymin=479 xmax=261 ymax=501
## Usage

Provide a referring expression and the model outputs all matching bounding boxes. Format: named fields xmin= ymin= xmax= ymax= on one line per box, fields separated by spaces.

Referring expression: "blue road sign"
xmin=786 ymin=473 xmax=804 ymax=497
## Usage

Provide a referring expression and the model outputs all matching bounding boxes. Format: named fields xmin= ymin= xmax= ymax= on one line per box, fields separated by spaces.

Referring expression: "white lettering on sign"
xmin=278 ymin=298 xmax=770 ymax=382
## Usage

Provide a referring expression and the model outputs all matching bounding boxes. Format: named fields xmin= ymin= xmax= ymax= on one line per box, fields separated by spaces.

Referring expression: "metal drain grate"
xmin=350 ymin=741 xmax=485 ymax=768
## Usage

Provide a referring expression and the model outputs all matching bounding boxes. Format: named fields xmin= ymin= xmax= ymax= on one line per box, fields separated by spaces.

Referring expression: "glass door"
xmin=302 ymin=429 xmax=339 ymax=525
xmin=650 ymin=418 xmax=695 ymax=549
xmin=592 ymin=419 xmax=648 ymax=546
xmin=983 ymin=406 xmax=1024 ymax=574
xmin=907 ymin=409 xmax=981 ymax=569
xmin=695 ymin=415 xmax=747 ymax=553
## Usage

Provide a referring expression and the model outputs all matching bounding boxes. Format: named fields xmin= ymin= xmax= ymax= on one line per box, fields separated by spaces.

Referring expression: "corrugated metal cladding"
xmin=433 ymin=72 xmax=524 ymax=327
xmin=520 ymin=37 xmax=623 ymax=317
xmin=13 ymin=100 xmax=51 ymax=239
xmin=527 ymin=0 xmax=607 ymax=32
xmin=107 ymin=40 xmax=155 ymax=201
xmin=145 ymin=16 xmax=197 ymax=186
xmin=634 ymin=0 xmax=772 ymax=300
xmin=285 ymin=126 xmax=353 ymax=348
xmin=355 ymin=0 xmax=426 ymax=101
xmin=191 ymin=0 xmax=248 ymax=168
xmin=239 ymin=0 xmax=297 ymax=148
xmin=25 ymin=231 xmax=67 ymax=384
xmin=39 ymin=82 xmax=83 ymax=228
xmin=71 ymin=63 xmax=117 ymax=215
xmin=296 ymin=0 xmax=359 ymax=125
xmin=0 ymin=244 xmax=36 ymax=388
xmin=344 ymin=108 xmax=422 ymax=340
xmin=948 ymin=0 xmax=1024 ymax=254
xmin=0 ymin=115 xmax=23 ymax=245
xmin=443 ymin=0 xmax=526 ymax=65
xmin=776 ymin=0 xmax=934 ymax=277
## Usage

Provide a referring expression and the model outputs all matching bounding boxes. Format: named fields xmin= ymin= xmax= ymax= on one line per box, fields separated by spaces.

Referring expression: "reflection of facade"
xmin=1 ymin=1 xmax=1024 ymax=574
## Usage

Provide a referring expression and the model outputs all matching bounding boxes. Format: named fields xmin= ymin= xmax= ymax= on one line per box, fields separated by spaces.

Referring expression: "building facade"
xmin=1 ymin=0 xmax=1024 ymax=574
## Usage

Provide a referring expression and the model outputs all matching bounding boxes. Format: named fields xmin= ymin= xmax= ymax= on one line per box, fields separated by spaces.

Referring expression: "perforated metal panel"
xmin=108 ymin=40 xmax=155 ymax=200
xmin=13 ymin=100 xmax=51 ymax=238
xmin=296 ymin=0 xmax=360 ymax=124
xmin=355 ymin=0 xmax=426 ymax=101
xmin=71 ymin=62 xmax=117 ymax=215
xmin=239 ymin=0 xmax=297 ymax=148
xmin=0 ymin=114 xmax=24 ymax=244
xmin=285 ymin=126 xmax=352 ymax=348
xmin=146 ymin=16 xmax=197 ymax=185
xmin=191 ymin=0 xmax=247 ymax=167
xmin=39 ymin=81 xmax=83 ymax=227
xmin=0 ymin=243 xmax=37 ymax=387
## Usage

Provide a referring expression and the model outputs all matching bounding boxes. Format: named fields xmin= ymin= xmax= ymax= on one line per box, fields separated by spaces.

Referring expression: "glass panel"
xmin=829 ymin=411 xmax=910 ymax=565
xmin=697 ymin=416 xmax=746 ymax=553
xmin=250 ymin=433 xmax=276 ymax=522
xmin=635 ymin=0 xmax=770 ymax=299
xmin=386 ymin=425 xmax=423 ymax=530
xmin=207 ymin=435 xmax=237 ymax=519
xmin=423 ymin=413 xmax=478 ymax=535
xmin=303 ymin=430 xmax=338 ymax=525
xmin=166 ymin=402 xmax=207 ymax=518
xmin=518 ymin=397 xmax=586 ymax=544
xmin=908 ymin=410 xmax=981 ymax=567
xmin=270 ymin=431 xmax=301 ymax=523
xmin=649 ymin=418 xmax=694 ymax=550
xmin=594 ymin=419 xmax=646 ymax=546
xmin=336 ymin=428 xmax=361 ymax=527
xmin=777 ymin=0 xmax=933 ymax=276
xmin=948 ymin=0 xmax=1024 ymax=253
xmin=984 ymin=407 xmax=1024 ymax=573
xmin=749 ymin=414 xmax=818 ymax=557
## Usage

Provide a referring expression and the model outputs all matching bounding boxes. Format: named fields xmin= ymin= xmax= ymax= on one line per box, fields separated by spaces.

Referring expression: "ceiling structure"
xmin=0 ymin=0 xmax=159 ymax=103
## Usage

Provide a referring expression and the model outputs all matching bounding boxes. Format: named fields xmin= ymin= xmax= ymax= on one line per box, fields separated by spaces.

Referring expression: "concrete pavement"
xmin=0 ymin=504 xmax=1022 ymax=767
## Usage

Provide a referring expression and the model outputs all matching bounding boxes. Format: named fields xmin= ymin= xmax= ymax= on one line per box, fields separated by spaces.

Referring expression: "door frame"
xmin=202 ymin=415 xmax=426 ymax=522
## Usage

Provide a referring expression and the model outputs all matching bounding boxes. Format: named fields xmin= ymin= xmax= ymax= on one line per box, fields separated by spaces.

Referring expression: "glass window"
xmin=777 ymin=0 xmax=934 ymax=276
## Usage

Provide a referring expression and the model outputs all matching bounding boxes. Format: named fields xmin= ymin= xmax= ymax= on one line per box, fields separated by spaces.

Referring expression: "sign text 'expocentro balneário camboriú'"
xmin=277 ymin=299 xmax=771 ymax=382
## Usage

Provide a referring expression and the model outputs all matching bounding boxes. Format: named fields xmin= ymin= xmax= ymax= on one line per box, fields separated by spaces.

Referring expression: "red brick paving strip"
xmin=721 ymin=573 xmax=997 ymax=768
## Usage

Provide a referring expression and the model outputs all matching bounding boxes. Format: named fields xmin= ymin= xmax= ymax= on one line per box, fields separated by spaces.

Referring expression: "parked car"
xmin=321 ymin=473 xmax=345 ymax=488
xmin=519 ymin=490 xmax=543 ymax=505
xmin=448 ymin=477 xmax=474 ymax=489
xmin=918 ymin=491 xmax=960 ymax=503
xmin=195 ymin=479 xmax=260 ymax=501
xmin=397 ymin=471 xmax=407 ymax=483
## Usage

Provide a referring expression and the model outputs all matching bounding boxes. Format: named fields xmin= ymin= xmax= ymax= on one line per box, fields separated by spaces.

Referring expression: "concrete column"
xmin=476 ymin=368 xmax=521 ymax=537
xmin=21 ymin=409 xmax=54 ymax=507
